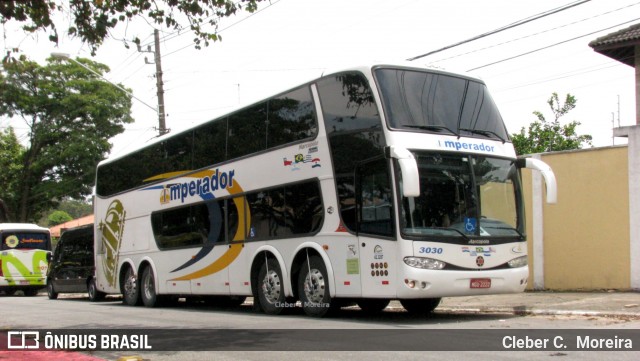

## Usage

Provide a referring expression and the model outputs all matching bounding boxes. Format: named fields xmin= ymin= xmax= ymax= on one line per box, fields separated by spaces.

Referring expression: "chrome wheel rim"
xmin=261 ymin=270 xmax=281 ymax=304
xmin=124 ymin=272 xmax=136 ymax=298
xmin=143 ymin=272 xmax=154 ymax=300
xmin=303 ymin=269 xmax=325 ymax=304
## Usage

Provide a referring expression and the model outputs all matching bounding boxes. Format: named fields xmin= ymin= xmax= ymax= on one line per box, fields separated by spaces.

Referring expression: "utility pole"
xmin=139 ymin=29 xmax=169 ymax=136
xmin=153 ymin=29 xmax=168 ymax=136
xmin=612 ymin=112 xmax=615 ymax=146
xmin=617 ymin=95 xmax=621 ymax=128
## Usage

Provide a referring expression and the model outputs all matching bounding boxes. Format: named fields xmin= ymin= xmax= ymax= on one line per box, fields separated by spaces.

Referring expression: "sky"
xmin=1 ymin=0 xmax=638 ymax=157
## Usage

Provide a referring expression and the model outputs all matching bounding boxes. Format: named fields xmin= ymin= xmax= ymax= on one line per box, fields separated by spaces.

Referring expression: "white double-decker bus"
xmin=94 ymin=63 xmax=556 ymax=317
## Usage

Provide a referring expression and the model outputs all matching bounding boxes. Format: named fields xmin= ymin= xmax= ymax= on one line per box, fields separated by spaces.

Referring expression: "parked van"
xmin=0 ymin=223 xmax=51 ymax=296
xmin=47 ymin=225 xmax=104 ymax=301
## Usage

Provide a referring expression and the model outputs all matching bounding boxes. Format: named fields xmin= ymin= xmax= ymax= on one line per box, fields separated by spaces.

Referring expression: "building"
xmin=49 ymin=214 xmax=94 ymax=238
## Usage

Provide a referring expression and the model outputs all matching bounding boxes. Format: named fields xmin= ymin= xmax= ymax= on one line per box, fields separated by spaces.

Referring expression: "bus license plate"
xmin=470 ymin=278 xmax=491 ymax=289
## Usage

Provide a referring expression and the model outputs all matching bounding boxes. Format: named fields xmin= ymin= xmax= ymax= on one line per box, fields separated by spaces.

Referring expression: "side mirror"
xmin=516 ymin=157 xmax=557 ymax=204
xmin=386 ymin=146 xmax=420 ymax=197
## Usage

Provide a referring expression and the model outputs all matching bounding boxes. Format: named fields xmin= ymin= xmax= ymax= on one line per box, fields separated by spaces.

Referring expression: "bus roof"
xmin=322 ymin=61 xmax=485 ymax=84
xmin=0 ymin=223 xmax=50 ymax=232
xmin=97 ymin=62 xmax=486 ymax=167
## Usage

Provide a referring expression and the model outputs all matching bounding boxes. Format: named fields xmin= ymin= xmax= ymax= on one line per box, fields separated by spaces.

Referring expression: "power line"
xmin=163 ymin=0 xmax=284 ymax=58
xmin=467 ymin=18 xmax=640 ymax=71
xmin=427 ymin=1 xmax=640 ymax=65
xmin=139 ymin=0 xmax=247 ymax=47
xmin=494 ymin=62 xmax=622 ymax=92
xmin=496 ymin=74 xmax=630 ymax=107
xmin=407 ymin=0 xmax=592 ymax=61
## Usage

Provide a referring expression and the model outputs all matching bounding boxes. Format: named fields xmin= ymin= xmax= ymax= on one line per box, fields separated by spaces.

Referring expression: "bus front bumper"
xmin=397 ymin=265 xmax=529 ymax=299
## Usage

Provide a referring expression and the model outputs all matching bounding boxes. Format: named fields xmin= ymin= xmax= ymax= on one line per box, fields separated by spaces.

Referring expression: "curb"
xmin=435 ymin=306 xmax=640 ymax=319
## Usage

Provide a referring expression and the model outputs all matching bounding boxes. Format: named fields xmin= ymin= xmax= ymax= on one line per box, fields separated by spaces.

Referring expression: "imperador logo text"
xmin=166 ymin=169 xmax=235 ymax=204
xmin=440 ymin=140 xmax=496 ymax=153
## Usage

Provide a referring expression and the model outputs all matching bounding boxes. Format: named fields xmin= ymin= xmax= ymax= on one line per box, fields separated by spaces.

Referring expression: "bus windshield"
xmin=1 ymin=232 xmax=51 ymax=251
xmin=400 ymin=152 xmax=523 ymax=240
xmin=375 ymin=68 xmax=509 ymax=141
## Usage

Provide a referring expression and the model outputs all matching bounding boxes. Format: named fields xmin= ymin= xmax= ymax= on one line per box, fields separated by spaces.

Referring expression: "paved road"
xmin=0 ymin=293 xmax=638 ymax=360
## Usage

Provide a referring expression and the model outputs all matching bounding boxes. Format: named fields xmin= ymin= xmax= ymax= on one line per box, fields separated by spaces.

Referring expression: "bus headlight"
xmin=404 ymin=257 xmax=446 ymax=270
xmin=508 ymin=256 xmax=528 ymax=268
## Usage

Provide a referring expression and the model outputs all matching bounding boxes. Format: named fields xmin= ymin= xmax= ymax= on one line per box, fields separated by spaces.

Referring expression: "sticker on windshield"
xmin=464 ymin=217 xmax=477 ymax=233
xmin=5 ymin=235 xmax=18 ymax=248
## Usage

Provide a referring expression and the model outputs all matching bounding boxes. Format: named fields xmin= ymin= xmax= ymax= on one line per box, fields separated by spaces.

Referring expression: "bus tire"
xmin=88 ymin=278 xmax=105 ymax=302
xmin=257 ymin=258 xmax=286 ymax=315
xmin=400 ymin=298 xmax=441 ymax=316
xmin=140 ymin=266 xmax=159 ymax=308
xmin=122 ymin=267 xmax=141 ymax=306
xmin=47 ymin=281 xmax=58 ymax=300
xmin=298 ymin=255 xmax=332 ymax=317
xmin=357 ymin=299 xmax=390 ymax=314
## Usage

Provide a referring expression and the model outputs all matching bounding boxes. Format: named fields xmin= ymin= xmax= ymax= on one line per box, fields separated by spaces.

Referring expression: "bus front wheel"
xmin=298 ymin=255 xmax=333 ymax=317
xmin=257 ymin=258 xmax=286 ymax=315
xmin=122 ymin=267 xmax=141 ymax=306
xmin=400 ymin=298 xmax=441 ymax=316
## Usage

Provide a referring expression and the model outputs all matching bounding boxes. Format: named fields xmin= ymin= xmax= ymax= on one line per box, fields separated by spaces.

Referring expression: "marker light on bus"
xmin=507 ymin=256 xmax=528 ymax=268
xmin=403 ymin=257 xmax=446 ymax=270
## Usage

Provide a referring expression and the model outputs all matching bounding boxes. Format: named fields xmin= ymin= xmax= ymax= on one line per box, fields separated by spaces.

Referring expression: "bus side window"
xmin=228 ymin=102 xmax=268 ymax=159
xmin=268 ymin=86 xmax=318 ymax=147
xmin=357 ymin=158 xmax=394 ymax=237
xmin=316 ymin=72 xmax=385 ymax=233
xmin=226 ymin=198 xmax=241 ymax=242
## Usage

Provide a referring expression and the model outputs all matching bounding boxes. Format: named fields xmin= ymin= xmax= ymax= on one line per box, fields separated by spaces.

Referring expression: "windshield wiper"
xmin=403 ymin=125 xmax=459 ymax=138
xmin=459 ymin=128 xmax=506 ymax=143
xmin=485 ymin=226 xmax=525 ymax=239
xmin=431 ymin=227 xmax=470 ymax=241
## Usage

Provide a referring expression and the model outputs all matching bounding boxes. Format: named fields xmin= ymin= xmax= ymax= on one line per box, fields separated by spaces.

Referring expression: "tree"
xmin=0 ymin=127 xmax=23 ymax=222
xmin=511 ymin=92 xmax=592 ymax=155
xmin=0 ymin=199 xmax=9 ymax=222
xmin=56 ymin=199 xmax=93 ymax=219
xmin=39 ymin=199 xmax=93 ymax=226
xmin=0 ymin=0 xmax=261 ymax=56
xmin=47 ymin=210 xmax=73 ymax=226
xmin=0 ymin=56 xmax=133 ymax=222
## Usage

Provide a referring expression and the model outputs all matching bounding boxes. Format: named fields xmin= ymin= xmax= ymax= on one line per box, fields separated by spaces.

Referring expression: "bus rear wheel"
xmin=140 ymin=266 xmax=159 ymax=307
xmin=257 ymin=258 xmax=287 ymax=315
xmin=400 ymin=298 xmax=441 ymax=316
xmin=122 ymin=267 xmax=141 ymax=306
xmin=298 ymin=255 xmax=333 ymax=317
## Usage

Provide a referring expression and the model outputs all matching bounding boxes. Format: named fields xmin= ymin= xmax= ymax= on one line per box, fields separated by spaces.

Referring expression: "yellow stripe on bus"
xmin=169 ymin=178 xmax=247 ymax=281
